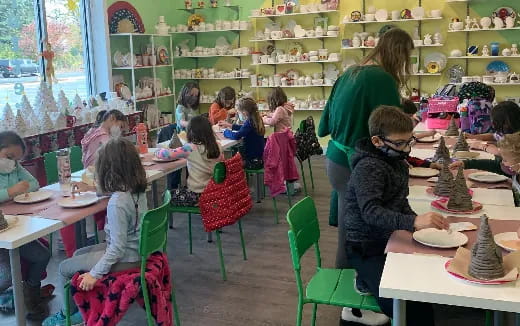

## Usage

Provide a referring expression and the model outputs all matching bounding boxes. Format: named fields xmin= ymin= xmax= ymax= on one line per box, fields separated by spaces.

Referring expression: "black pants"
xmin=346 ymin=243 xmax=435 ymax=326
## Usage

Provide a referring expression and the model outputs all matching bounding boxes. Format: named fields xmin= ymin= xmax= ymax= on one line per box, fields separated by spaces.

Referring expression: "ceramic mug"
xmin=461 ymin=76 xmax=473 ymax=83
xmin=365 ymin=13 xmax=375 ymax=21
xmin=449 ymin=21 xmax=464 ymax=31
xmin=473 ymin=76 xmax=482 ymax=83
xmin=271 ymin=30 xmax=283 ymax=39
xmin=260 ymin=55 xmax=269 ymax=64
xmin=482 ymin=75 xmax=494 ymax=84
xmin=391 ymin=10 xmax=400 ymax=20
xmin=430 ymin=10 xmax=442 ymax=18
xmin=413 ymin=40 xmax=424 ymax=47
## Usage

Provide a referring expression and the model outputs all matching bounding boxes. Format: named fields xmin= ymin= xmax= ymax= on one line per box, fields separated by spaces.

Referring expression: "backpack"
xmin=458 ymin=82 xmax=495 ymax=102
xmin=295 ymin=116 xmax=323 ymax=162
xmin=457 ymin=82 xmax=495 ymax=134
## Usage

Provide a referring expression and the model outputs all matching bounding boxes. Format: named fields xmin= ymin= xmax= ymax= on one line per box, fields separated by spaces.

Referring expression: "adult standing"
xmin=319 ymin=28 xmax=414 ymax=269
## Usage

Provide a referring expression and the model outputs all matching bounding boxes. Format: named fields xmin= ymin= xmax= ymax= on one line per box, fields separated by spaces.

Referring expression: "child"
xmin=498 ymin=132 xmax=520 ymax=206
xmin=81 ymin=109 xmax=127 ymax=168
xmin=43 ymin=138 xmax=148 ymax=326
xmin=263 ymin=87 xmax=294 ymax=132
xmin=342 ymin=106 xmax=448 ymax=325
xmin=176 ymin=82 xmax=200 ymax=132
xmin=220 ymin=97 xmax=266 ymax=169
xmin=155 ymin=116 xmax=223 ymax=206
xmin=0 ymin=131 xmax=50 ymax=320
xmin=209 ymin=86 xmax=236 ymax=125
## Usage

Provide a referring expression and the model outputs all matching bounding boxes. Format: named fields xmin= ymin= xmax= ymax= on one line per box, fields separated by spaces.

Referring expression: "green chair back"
xmin=70 ymin=146 xmax=83 ymax=173
xmin=139 ymin=190 xmax=171 ymax=257
xmin=286 ymin=196 xmax=321 ymax=271
xmin=43 ymin=151 xmax=58 ymax=185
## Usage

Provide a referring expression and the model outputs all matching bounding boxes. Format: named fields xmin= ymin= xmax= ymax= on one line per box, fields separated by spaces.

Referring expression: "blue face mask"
xmin=238 ymin=113 xmax=246 ymax=121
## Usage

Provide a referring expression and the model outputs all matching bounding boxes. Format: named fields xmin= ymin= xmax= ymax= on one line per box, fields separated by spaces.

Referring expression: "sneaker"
xmin=341 ymin=307 xmax=390 ymax=326
xmin=43 ymin=311 xmax=84 ymax=326
xmin=354 ymin=277 xmax=372 ymax=296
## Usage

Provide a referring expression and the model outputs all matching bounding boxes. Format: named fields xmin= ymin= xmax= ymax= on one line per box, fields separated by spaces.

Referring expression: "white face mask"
xmin=110 ymin=125 xmax=122 ymax=138
xmin=0 ymin=158 xmax=16 ymax=174
xmin=238 ymin=113 xmax=246 ymax=121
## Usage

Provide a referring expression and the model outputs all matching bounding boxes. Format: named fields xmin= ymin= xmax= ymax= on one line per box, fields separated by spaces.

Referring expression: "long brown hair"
xmin=214 ymin=86 xmax=236 ymax=109
xmin=237 ymin=97 xmax=265 ymax=136
xmin=95 ymin=138 xmax=147 ymax=194
xmin=267 ymin=87 xmax=288 ymax=112
xmin=362 ymin=28 xmax=414 ymax=87
xmin=187 ymin=116 xmax=221 ymax=159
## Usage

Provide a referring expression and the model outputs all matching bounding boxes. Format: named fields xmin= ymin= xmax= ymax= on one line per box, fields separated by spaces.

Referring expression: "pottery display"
xmin=155 ymin=16 xmax=170 ymax=35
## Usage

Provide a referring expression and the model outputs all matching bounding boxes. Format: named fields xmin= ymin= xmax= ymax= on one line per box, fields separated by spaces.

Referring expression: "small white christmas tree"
xmin=15 ymin=109 xmax=28 ymax=137
xmin=33 ymin=81 xmax=58 ymax=118
xmin=57 ymin=90 xmax=70 ymax=114
xmin=41 ymin=111 xmax=54 ymax=132
xmin=73 ymin=94 xmax=85 ymax=110
xmin=2 ymin=103 xmax=15 ymax=130
xmin=54 ymin=112 xmax=67 ymax=129
xmin=20 ymin=94 xmax=33 ymax=116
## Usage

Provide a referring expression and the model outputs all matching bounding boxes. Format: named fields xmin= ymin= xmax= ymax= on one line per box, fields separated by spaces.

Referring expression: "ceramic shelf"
xmin=448 ymin=27 xmax=520 ymax=33
xmin=249 ymin=10 xmax=338 ymax=19
xmin=250 ymin=35 xmax=338 ymax=42
xmin=171 ymin=28 xmax=248 ymax=34
xmin=449 ymin=56 xmax=520 ymax=59
xmin=135 ymin=94 xmax=175 ymax=103
xmin=445 ymin=0 xmax=469 ymax=3
xmin=453 ymin=80 xmax=520 ymax=86
xmin=255 ymin=85 xmax=333 ymax=88
xmin=251 ymin=60 xmax=340 ymax=66
xmin=174 ymin=54 xmax=249 ymax=58
xmin=112 ymin=64 xmax=173 ymax=70
xmin=176 ymin=77 xmax=250 ymax=80
xmin=416 ymin=44 xmax=444 ymax=48
xmin=341 ymin=46 xmax=374 ymax=50
xmin=109 ymin=33 xmax=171 ymax=37
xmin=342 ymin=17 xmax=443 ymax=25
xmin=178 ymin=5 xmax=240 ymax=11
xmin=412 ymin=73 xmax=442 ymax=76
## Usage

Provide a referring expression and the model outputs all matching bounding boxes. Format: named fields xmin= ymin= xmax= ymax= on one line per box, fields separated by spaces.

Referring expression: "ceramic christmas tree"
xmin=73 ymin=94 xmax=85 ymax=110
xmin=15 ymin=109 xmax=28 ymax=137
xmin=57 ymin=90 xmax=70 ymax=114
xmin=73 ymin=94 xmax=84 ymax=124
xmin=452 ymin=131 xmax=470 ymax=154
xmin=0 ymin=210 xmax=7 ymax=230
xmin=434 ymin=161 xmax=454 ymax=197
xmin=33 ymin=81 xmax=58 ymax=118
xmin=20 ymin=94 xmax=33 ymax=116
xmin=41 ymin=111 xmax=54 ymax=132
xmin=432 ymin=136 xmax=451 ymax=164
xmin=54 ymin=112 xmax=67 ymax=130
xmin=468 ymin=214 xmax=505 ymax=280
xmin=445 ymin=117 xmax=459 ymax=136
xmin=2 ymin=103 xmax=15 ymax=130
xmin=447 ymin=165 xmax=473 ymax=211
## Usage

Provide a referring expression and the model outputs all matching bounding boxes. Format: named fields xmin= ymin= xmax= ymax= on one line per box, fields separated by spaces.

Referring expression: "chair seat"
xmin=169 ymin=206 xmax=200 ymax=214
xmin=245 ymin=168 xmax=264 ymax=174
xmin=306 ymin=268 xmax=381 ymax=312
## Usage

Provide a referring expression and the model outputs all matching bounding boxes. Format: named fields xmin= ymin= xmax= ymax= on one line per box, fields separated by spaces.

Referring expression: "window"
xmin=0 ymin=0 xmax=91 ymax=111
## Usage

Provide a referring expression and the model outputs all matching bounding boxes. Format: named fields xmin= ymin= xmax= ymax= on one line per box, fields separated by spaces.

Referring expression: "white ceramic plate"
xmin=57 ymin=193 xmax=99 ymax=208
xmin=494 ymin=232 xmax=520 ymax=252
xmin=152 ymin=157 xmax=177 ymax=163
xmin=0 ymin=216 xmax=19 ymax=233
xmin=375 ymin=9 xmax=388 ymax=21
xmin=468 ymin=172 xmax=509 ymax=183
xmin=413 ymin=228 xmax=468 ymax=248
xmin=453 ymin=151 xmax=480 ymax=159
xmin=449 ymin=222 xmax=477 ymax=232
xmin=417 ymin=134 xmax=441 ymax=143
xmin=14 ymin=190 xmax=53 ymax=204
xmin=409 ymin=167 xmax=439 ymax=178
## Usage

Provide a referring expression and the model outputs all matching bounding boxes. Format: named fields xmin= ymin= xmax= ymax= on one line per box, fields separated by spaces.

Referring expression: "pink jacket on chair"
xmin=263 ymin=128 xmax=299 ymax=197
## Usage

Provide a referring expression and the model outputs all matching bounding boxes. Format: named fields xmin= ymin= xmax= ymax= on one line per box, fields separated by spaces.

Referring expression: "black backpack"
xmin=295 ymin=116 xmax=323 ymax=162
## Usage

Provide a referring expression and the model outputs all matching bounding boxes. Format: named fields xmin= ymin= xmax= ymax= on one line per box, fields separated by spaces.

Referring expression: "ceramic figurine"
xmin=502 ymin=48 xmax=512 ymax=56
xmin=480 ymin=17 xmax=492 ymax=29
xmin=352 ymin=36 xmax=361 ymax=48
xmin=465 ymin=16 xmax=472 ymax=30
xmin=482 ymin=45 xmax=490 ymax=56
xmin=506 ymin=16 xmax=515 ymax=28
xmin=510 ymin=72 xmax=520 ymax=84
xmin=467 ymin=45 xmax=478 ymax=56
xmin=493 ymin=17 xmax=504 ymax=29
xmin=365 ymin=36 xmax=375 ymax=47
xmin=210 ymin=0 xmax=217 ymax=8
xmin=423 ymin=34 xmax=433 ymax=46
xmin=433 ymin=32 xmax=442 ymax=45
xmin=470 ymin=18 xmax=480 ymax=30
xmin=155 ymin=16 xmax=171 ymax=35
xmin=512 ymin=44 xmax=519 ymax=56
xmin=198 ymin=1 xmax=205 ymax=8
xmin=185 ymin=0 xmax=192 ymax=9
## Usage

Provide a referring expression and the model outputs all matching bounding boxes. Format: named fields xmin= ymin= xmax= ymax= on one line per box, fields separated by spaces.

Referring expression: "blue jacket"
xmin=223 ymin=119 xmax=264 ymax=160
xmin=0 ymin=163 xmax=39 ymax=203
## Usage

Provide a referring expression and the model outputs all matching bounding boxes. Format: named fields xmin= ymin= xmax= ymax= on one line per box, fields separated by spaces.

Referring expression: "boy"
xmin=341 ymin=106 xmax=448 ymax=326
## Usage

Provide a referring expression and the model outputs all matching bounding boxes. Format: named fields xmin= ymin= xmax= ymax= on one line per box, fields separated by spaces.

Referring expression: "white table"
xmin=408 ymin=185 xmax=516 ymax=207
xmin=410 ymin=147 xmax=496 ymax=161
xmin=380 ymin=252 xmax=520 ymax=326
xmin=409 ymin=199 xmax=520 ymax=220
xmin=0 ymin=215 xmax=64 ymax=326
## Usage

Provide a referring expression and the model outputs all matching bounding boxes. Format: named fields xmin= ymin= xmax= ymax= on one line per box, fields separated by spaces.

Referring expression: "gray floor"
xmin=1 ymin=157 xmax=516 ymax=325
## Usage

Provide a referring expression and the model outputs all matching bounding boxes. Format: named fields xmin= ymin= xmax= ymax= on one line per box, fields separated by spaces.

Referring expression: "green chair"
xmin=70 ymin=146 xmax=83 ymax=173
xmin=65 ymin=191 xmax=181 ymax=326
xmin=43 ymin=151 xmax=58 ymax=185
xmin=286 ymin=197 xmax=382 ymax=326
xmin=168 ymin=162 xmax=247 ymax=281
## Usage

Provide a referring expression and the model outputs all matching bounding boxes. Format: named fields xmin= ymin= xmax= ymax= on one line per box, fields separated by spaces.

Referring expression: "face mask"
xmin=186 ymin=95 xmax=199 ymax=108
xmin=110 ymin=125 xmax=122 ymax=138
xmin=494 ymin=132 xmax=504 ymax=142
xmin=379 ymin=145 xmax=411 ymax=160
xmin=0 ymin=158 xmax=16 ymax=174
xmin=238 ymin=113 xmax=246 ymax=121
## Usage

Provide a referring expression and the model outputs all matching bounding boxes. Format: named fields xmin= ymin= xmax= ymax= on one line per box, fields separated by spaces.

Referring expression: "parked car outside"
xmin=0 ymin=59 xmax=40 ymax=78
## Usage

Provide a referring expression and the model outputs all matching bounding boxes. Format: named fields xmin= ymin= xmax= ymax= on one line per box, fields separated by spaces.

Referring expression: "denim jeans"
xmin=20 ymin=240 xmax=51 ymax=288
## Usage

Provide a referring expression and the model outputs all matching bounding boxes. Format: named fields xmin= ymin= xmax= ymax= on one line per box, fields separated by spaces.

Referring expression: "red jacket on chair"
xmin=263 ymin=128 xmax=299 ymax=197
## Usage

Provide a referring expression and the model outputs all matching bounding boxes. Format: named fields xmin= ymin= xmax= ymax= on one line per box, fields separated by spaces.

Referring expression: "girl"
xmin=155 ymin=116 xmax=223 ymax=206
xmin=43 ymin=138 xmax=148 ymax=326
xmin=176 ymin=82 xmax=200 ymax=132
xmin=220 ymin=97 xmax=266 ymax=170
xmin=209 ymin=86 xmax=236 ymax=125
xmin=263 ymin=87 xmax=294 ymax=132
xmin=498 ymin=132 xmax=520 ymax=207
xmin=81 ymin=109 xmax=127 ymax=168
xmin=0 ymin=131 xmax=50 ymax=320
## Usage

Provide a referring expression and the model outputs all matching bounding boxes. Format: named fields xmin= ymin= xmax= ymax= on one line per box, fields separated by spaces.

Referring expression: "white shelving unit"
xmin=449 ymin=56 xmax=520 ymax=60
xmin=249 ymin=10 xmax=338 ymax=19
xmin=249 ymin=35 xmax=337 ymax=42
xmin=342 ymin=44 xmax=444 ymax=50
xmin=171 ymin=28 xmax=248 ymax=34
xmin=342 ymin=17 xmax=443 ymax=25
xmin=448 ymin=27 xmax=520 ymax=33
xmin=174 ymin=54 xmax=249 ymax=59
xmin=251 ymin=59 xmax=340 ymax=66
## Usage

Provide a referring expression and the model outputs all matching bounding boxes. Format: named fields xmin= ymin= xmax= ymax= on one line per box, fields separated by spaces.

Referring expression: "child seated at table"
xmin=176 ymin=82 xmax=200 ymax=132
xmin=155 ymin=116 xmax=223 ymax=207
xmin=209 ymin=86 xmax=236 ymax=125
xmin=220 ymin=97 xmax=265 ymax=170
xmin=262 ymin=87 xmax=294 ymax=132
xmin=0 ymin=131 xmax=50 ymax=320
xmin=342 ymin=106 xmax=448 ymax=325
xmin=497 ymin=131 xmax=520 ymax=207
xmin=43 ymin=138 xmax=148 ymax=326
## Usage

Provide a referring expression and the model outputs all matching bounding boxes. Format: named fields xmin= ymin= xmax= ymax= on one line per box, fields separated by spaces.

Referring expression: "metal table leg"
xmin=494 ymin=311 xmax=504 ymax=326
xmin=515 ymin=313 xmax=520 ymax=326
xmin=393 ymin=299 xmax=406 ymax=326
xmin=151 ymin=180 xmax=159 ymax=208
xmin=75 ymin=221 xmax=86 ymax=249
xmin=10 ymin=248 xmax=26 ymax=326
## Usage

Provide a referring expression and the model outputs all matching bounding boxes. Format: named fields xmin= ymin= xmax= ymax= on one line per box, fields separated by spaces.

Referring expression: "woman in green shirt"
xmin=318 ymin=28 xmax=414 ymax=271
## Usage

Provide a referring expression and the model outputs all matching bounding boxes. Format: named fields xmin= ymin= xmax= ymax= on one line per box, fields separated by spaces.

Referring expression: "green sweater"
xmin=463 ymin=155 xmax=507 ymax=176
xmin=318 ymin=65 xmax=401 ymax=168
xmin=0 ymin=162 xmax=39 ymax=203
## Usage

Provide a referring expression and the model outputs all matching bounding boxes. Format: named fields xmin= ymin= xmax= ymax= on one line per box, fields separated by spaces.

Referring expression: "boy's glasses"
xmin=379 ymin=135 xmax=417 ymax=148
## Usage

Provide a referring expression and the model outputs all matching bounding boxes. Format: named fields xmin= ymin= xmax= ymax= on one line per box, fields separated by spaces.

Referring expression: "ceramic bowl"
xmin=327 ymin=31 xmax=338 ymax=37
xmin=310 ymin=55 xmax=319 ymax=61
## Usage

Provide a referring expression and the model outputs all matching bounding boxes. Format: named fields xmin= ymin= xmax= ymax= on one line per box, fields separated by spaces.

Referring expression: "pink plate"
xmin=444 ymin=260 xmax=517 ymax=285
xmin=426 ymin=187 xmax=474 ymax=198
xmin=431 ymin=198 xmax=483 ymax=214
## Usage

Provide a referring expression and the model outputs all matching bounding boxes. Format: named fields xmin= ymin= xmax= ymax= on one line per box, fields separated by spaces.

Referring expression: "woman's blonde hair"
xmin=361 ymin=28 xmax=414 ymax=87
xmin=237 ymin=97 xmax=265 ymax=136
xmin=499 ymin=131 xmax=520 ymax=161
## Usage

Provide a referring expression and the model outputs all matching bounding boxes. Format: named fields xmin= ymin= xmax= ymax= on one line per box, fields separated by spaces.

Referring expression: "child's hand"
xmin=517 ymin=227 xmax=520 ymax=239
xmin=430 ymin=162 xmax=442 ymax=170
xmin=8 ymin=181 xmax=30 ymax=197
xmin=78 ymin=272 xmax=99 ymax=291
xmin=414 ymin=212 xmax=449 ymax=230
xmin=449 ymin=161 xmax=464 ymax=170
xmin=218 ymin=121 xmax=232 ymax=129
